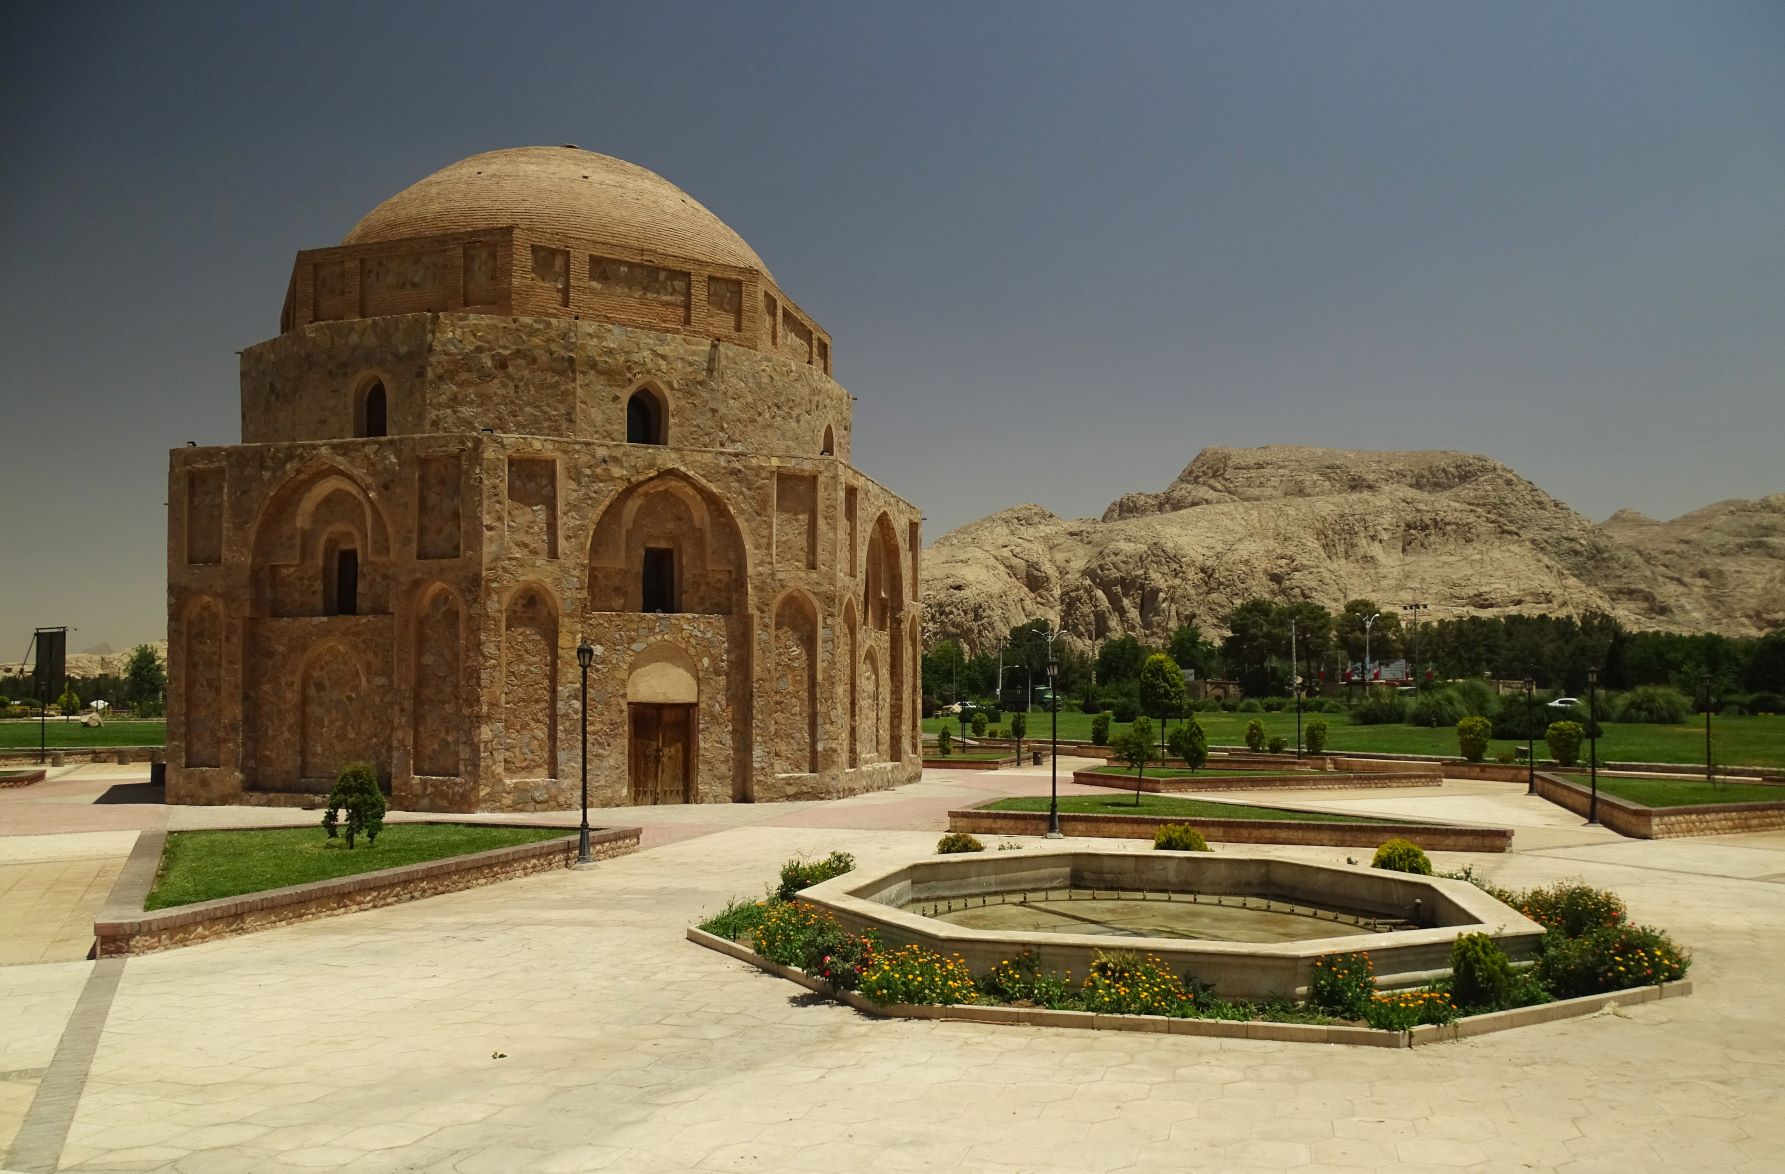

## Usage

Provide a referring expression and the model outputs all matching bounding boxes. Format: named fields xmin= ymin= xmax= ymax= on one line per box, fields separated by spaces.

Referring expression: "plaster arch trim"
xmin=250 ymin=460 xmax=394 ymax=562
xmin=583 ymin=467 xmax=754 ymax=605
xmin=625 ymin=642 xmax=701 ymax=704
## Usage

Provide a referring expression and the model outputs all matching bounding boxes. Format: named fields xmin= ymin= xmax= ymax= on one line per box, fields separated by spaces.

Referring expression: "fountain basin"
xmin=797 ymin=849 xmax=1545 ymax=999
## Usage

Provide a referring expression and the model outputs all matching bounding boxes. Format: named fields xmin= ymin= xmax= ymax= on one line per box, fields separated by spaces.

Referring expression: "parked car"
xmin=1548 ymin=697 xmax=1581 ymax=710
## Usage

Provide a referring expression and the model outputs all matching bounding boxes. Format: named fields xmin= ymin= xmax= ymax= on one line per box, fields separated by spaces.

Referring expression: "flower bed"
xmin=690 ymin=854 xmax=1692 ymax=1046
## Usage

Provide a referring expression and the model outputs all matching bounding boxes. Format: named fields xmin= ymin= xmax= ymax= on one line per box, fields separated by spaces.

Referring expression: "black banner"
xmin=33 ymin=628 xmax=66 ymax=703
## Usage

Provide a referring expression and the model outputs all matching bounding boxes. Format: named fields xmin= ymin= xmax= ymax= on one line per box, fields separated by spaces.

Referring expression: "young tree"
xmin=1167 ymin=717 xmax=1209 ymax=772
xmin=1120 ymin=717 xmax=1155 ymax=805
xmin=1009 ymin=711 xmax=1028 ymax=762
xmin=124 ymin=645 xmax=167 ymax=716
xmin=57 ymin=687 xmax=81 ymax=716
xmin=1138 ymin=653 xmax=1186 ymax=760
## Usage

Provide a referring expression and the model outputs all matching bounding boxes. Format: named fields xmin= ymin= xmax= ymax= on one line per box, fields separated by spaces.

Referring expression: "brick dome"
xmin=342 ymin=146 xmax=772 ymax=277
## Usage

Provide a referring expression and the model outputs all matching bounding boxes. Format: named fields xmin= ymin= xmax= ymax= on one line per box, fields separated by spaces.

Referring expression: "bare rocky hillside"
xmin=923 ymin=445 xmax=1783 ymax=651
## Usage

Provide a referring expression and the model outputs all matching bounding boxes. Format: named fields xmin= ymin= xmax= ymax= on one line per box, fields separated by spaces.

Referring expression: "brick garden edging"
xmin=947 ymin=808 xmax=1512 ymax=852
xmin=0 ymin=768 xmax=47 ymax=788
xmin=94 ymin=821 xmax=641 ymax=956
xmin=1533 ymin=772 xmax=1785 ymax=839
xmin=1070 ymin=768 xmax=1442 ymax=793
xmin=686 ymin=926 xmax=1690 ymax=1048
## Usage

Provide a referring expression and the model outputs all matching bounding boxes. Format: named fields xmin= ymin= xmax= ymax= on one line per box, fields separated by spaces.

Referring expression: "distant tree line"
xmin=0 ymin=644 xmax=166 ymax=716
xmin=923 ymin=600 xmax=1785 ymax=714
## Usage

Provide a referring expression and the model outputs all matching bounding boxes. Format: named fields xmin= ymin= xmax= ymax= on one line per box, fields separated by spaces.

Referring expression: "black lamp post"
xmin=1586 ymin=666 xmax=1600 ymax=826
xmin=576 ymin=638 xmax=594 ymax=864
xmin=1703 ymin=672 xmax=1715 ymax=787
xmin=1046 ymin=655 xmax=1062 ymax=838
xmin=959 ymin=701 xmax=971 ymax=756
xmin=1523 ymin=676 xmax=1536 ymax=795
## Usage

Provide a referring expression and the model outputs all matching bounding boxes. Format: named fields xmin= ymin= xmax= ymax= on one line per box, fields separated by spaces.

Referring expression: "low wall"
xmin=1533 ymin=773 xmax=1785 ymax=839
xmin=0 ymin=746 xmax=163 ymax=767
xmin=922 ymin=756 xmax=1015 ymax=771
xmin=0 ymin=768 xmax=47 ymax=788
xmin=1071 ymin=768 xmax=1442 ymax=793
xmin=95 ymin=822 xmax=641 ymax=956
xmin=948 ymin=808 xmax=1511 ymax=853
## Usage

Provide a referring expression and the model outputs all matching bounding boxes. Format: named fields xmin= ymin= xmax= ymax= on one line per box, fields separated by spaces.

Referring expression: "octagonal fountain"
xmin=797 ymin=850 xmax=1545 ymax=1000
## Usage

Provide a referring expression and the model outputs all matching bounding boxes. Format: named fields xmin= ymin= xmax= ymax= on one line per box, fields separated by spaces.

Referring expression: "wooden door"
xmin=629 ymin=704 xmax=694 ymax=804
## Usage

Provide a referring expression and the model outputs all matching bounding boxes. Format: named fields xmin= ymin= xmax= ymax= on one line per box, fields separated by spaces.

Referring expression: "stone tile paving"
xmin=7 ymin=764 xmax=1785 ymax=1172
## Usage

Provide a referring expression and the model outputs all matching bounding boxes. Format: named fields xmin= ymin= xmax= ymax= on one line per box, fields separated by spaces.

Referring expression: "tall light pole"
xmin=1291 ymin=616 xmax=1301 ymax=759
xmin=576 ymin=638 xmax=595 ymax=864
xmin=1586 ymin=666 xmax=1600 ymax=825
xmin=1046 ymin=649 xmax=1061 ymax=839
xmin=1524 ymin=675 xmax=1536 ymax=795
xmin=1364 ymin=612 xmax=1380 ymax=692
xmin=1703 ymin=672 xmax=1715 ymax=788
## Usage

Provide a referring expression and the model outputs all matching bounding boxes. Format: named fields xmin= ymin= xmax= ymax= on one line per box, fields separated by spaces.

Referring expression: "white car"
xmin=1548 ymin=697 xmax=1581 ymax=709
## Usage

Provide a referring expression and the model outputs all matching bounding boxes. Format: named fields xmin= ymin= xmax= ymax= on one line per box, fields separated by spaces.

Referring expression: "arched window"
xmin=821 ymin=425 xmax=835 ymax=456
xmin=354 ymin=377 xmax=387 ymax=438
xmin=626 ymin=388 xmax=666 ymax=445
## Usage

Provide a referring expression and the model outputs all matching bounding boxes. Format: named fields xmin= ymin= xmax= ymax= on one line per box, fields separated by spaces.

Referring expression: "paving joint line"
xmin=4 ymin=956 xmax=125 ymax=1174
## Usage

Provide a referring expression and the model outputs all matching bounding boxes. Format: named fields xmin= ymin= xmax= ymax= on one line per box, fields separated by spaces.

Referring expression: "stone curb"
xmin=1070 ymin=768 xmax=1443 ymax=793
xmin=921 ymin=757 xmax=1016 ymax=771
xmin=94 ymin=821 xmax=641 ymax=955
xmin=687 ymin=928 xmax=1691 ymax=1049
xmin=946 ymin=808 xmax=1513 ymax=853
xmin=0 ymin=769 xmax=48 ymax=788
xmin=1533 ymin=772 xmax=1785 ymax=838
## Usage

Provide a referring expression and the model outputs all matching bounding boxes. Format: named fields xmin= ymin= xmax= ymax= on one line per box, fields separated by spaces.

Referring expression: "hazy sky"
xmin=2 ymin=2 xmax=1781 ymax=652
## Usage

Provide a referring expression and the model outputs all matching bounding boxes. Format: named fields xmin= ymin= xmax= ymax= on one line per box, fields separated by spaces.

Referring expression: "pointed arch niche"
xmin=586 ymin=471 xmax=746 ymax=615
xmin=770 ymin=591 xmax=818 ymax=775
xmin=502 ymin=585 xmax=558 ymax=779
xmin=411 ymin=583 xmax=465 ymax=778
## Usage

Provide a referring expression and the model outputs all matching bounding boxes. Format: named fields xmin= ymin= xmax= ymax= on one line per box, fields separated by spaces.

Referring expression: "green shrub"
xmin=1305 ymin=719 xmax=1329 ymax=754
xmin=1244 ymin=719 xmax=1266 ymax=751
xmin=1492 ymin=691 xmax=1546 ymax=740
xmin=1536 ymin=923 xmax=1690 ymax=999
xmin=1406 ymin=689 xmax=1464 ymax=728
xmin=1263 ymin=696 xmax=1289 ymax=712
xmin=984 ymin=706 xmax=1002 ymax=725
xmin=1453 ymin=678 xmax=1498 ymax=718
xmin=1267 ymin=735 xmax=1287 ymax=754
xmin=1456 ymin=715 xmax=1493 ymax=762
xmin=1515 ymin=882 xmax=1626 ymax=938
xmin=1545 ymin=721 xmax=1585 ymax=767
xmin=1747 ymin=691 xmax=1785 ymax=715
xmin=1616 ymin=685 xmax=1692 ymax=724
xmin=936 ymin=832 xmax=985 ymax=854
xmin=859 ymin=943 xmax=976 ymax=1005
xmin=1119 ymin=717 xmax=1155 ymax=773
xmin=698 ymin=898 xmax=768 ymax=942
xmin=752 ymin=901 xmax=874 ymax=988
xmin=936 ymin=726 xmax=952 ymax=756
xmin=1371 ymin=838 xmax=1432 ymax=875
xmin=1193 ymin=697 xmax=1222 ymax=712
xmin=971 ymin=711 xmax=988 ymax=737
xmin=1494 ymin=748 xmax=1518 ymax=764
xmin=1009 ymin=712 xmax=1027 ymax=748
xmin=1080 ymin=950 xmax=1198 ymax=1016
xmin=321 ymin=762 xmax=386 ymax=848
xmin=1362 ymin=988 xmax=1457 ymax=1031
xmin=1448 ymin=933 xmax=1515 ymax=1011
xmin=774 ymin=850 xmax=855 ymax=900
xmin=1090 ymin=713 xmax=1111 ymax=746
xmin=1236 ymin=698 xmax=1263 ymax=713
xmin=980 ymin=952 xmax=1076 ymax=1009
xmin=1309 ymin=952 xmax=1374 ymax=1018
xmin=1353 ymin=693 xmax=1405 ymax=724
xmin=1167 ymin=718 xmax=1209 ymax=770
xmin=1153 ymin=823 xmax=1209 ymax=852
xmin=1079 ymin=695 xmax=1105 ymax=715
xmin=1111 ymin=698 xmax=1140 ymax=723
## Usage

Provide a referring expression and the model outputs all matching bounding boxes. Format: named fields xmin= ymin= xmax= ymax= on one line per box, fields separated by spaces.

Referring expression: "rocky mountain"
xmin=923 ymin=445 xmax=1783 ymax=652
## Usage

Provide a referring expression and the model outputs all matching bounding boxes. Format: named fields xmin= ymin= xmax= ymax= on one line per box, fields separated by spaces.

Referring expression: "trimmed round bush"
xmin=1267 ymin=735 xmax=1288 ymax=754
xmin=971 ymin=711 xmax=988 ymax=737
xmin=1453 ymin=678 xmax=1498 ymax=718
xmin=321 ymin=761 xmax=386 ymax=848
xmin=1747 ymin=691 xmax=1784 ymax=715
xmin=1152 ymin=823 xmax=1209 ymax=852
xmin=1236 ymin=698 xmax=1263 ymax=713
xmin=1304 ymin=718 xmax=1329 ymax=755
xmin=1615 ymin=685 xmax=1692 ymax=724
xmin=1261 ymin=697 xmax=1288 ymax=712
xmin=1456 ymin=715 xmax=1493 ymax=763
xmin=936 ymin=832 xmax=985 ymax=854
xmin=936 ymin=727 xmax=953 ymax=756
xmin=1371 ymin=838 xmax=1433 ymax=875
xmin=1448 ymin=933 xmax=1514 ymax=1011
xmin=1545 ymin=720 xmax=1585 ymax=767
xmin=984 ymin=706 xmax=1002 ymax=725
xmin=1167 ymin=718 xmax=1209 ymax=770
xmin=1090 ymin=713 xmax=1111 ymax=746
xmin=1244 ymin=719 xmax=1266 ymax=751
xmin=1111 ymin=699 xmax=1140 ymax=723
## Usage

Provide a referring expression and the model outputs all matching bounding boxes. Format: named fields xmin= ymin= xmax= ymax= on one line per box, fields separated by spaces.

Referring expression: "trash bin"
xmin=1031 ymin=750 xmax=1043 ymax=765
xmin=149 ymin=761 xmax=167 ymax=786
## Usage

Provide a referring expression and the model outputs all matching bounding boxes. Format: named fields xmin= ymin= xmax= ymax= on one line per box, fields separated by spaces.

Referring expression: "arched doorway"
xmin=626 ymin=645 xmax=698 ymax=804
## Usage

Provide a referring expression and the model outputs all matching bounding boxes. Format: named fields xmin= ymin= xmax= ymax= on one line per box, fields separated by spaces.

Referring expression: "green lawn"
xmin=1559 ymin=775 xmax=1785 ymax=809
xmin=0 ymin=719 xmax=167 ymax=749
xmin=145 ymin=824 xmax=571 ymax=910
xmin=984 ymin=794 xmax=1393 ymax=824
xmin=927 ymin=711 xmax=1785 ymax=768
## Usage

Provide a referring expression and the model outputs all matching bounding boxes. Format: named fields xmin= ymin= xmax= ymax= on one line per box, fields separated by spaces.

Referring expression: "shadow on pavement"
xmin=94 ymin=782 xmax=166 ymax=806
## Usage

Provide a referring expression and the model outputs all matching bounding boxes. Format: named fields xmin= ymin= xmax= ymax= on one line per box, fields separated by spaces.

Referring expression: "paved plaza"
xmin=2 ymin=762 xmax=1783 ymax=1173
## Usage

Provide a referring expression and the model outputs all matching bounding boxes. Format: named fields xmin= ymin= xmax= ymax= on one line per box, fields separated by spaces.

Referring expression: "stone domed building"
xmin=165 ymin=146 xmax=923 ymax=810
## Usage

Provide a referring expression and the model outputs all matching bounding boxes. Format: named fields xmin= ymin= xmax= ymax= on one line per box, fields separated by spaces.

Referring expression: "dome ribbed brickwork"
xmin=342 ymin=146 xmax=772 ymax=277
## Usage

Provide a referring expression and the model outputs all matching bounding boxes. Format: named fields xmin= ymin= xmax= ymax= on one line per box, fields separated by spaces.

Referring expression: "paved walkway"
xmin=3 ymin=762 xmax=1782 ymax=1172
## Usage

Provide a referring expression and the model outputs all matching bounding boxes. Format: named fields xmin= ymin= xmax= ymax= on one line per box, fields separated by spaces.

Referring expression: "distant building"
xmin=166 ymin=147 xmax=922 ymax=810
